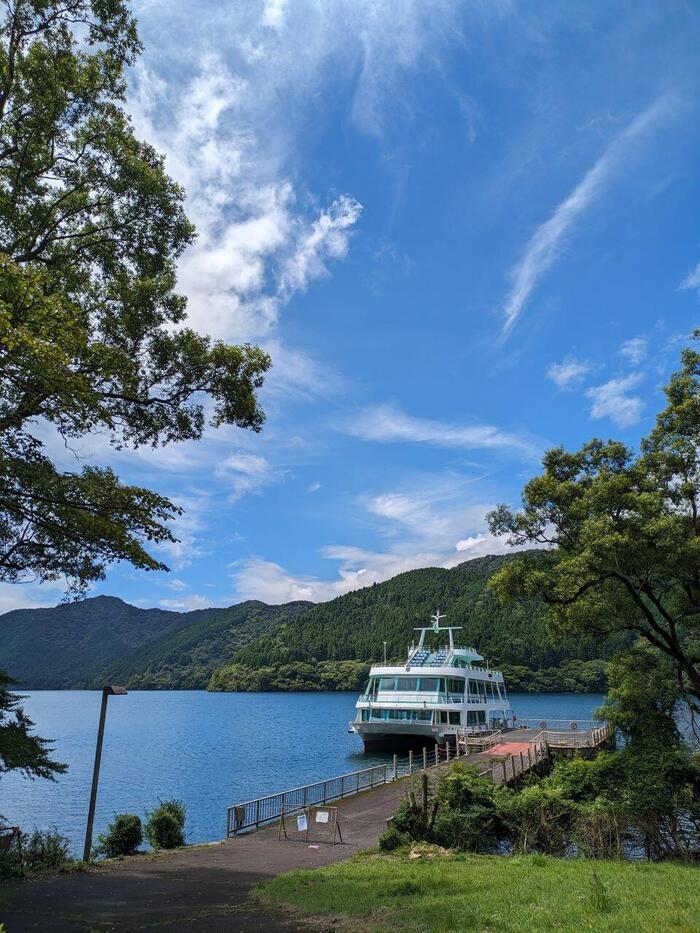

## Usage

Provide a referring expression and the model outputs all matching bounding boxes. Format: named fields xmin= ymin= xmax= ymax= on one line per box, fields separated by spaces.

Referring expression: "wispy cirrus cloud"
xmin=680 ymin=262 xmax=700 ymax=292
xmin=500 ymin=98 xmax=674 ymax=338
xmin=546 ymin=357 xmax=591 ymax=390
xmin=340 ymin=404 xmax=540 ymax=458
xmin=586 ymin=372 xmax=644 ymax=428
xmin=619 ymin=336 xmax=648 ymax=365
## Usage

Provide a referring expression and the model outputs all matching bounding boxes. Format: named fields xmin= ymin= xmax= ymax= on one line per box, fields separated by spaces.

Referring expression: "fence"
xmin=227 ymin=724 xmax=609 ymax=836
xmin=227 ymin=765 xmax=388 ymax=836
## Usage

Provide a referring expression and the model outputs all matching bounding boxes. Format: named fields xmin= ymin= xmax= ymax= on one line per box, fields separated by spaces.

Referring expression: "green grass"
xmin=256 ymin=851 xmax=700 ymax=932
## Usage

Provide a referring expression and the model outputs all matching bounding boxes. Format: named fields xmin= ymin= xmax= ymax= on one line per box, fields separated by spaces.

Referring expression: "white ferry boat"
xmin=349 ymin=611 xmax=512 ymax=751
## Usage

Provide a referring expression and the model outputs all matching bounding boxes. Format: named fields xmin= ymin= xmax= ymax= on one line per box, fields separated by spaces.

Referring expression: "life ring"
xmin=539 ymin=720 xmax=547 ymax=729
xmin=570 ymin=721 xmax=578 ymax=731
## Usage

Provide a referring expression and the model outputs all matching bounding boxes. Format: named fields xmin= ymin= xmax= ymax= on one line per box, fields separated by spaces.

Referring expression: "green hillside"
xmin=0 ymin=596 xmax=193 ymax=688
xmin=211 ymin=554 xmax=631 ymax=693
xmin=94 ymin=600 xmax=312 ymax=689
xmin=0 ymin=595 xmax=310 ymax=689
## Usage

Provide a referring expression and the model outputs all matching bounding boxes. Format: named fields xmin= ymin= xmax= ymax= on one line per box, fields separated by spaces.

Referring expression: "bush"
xmin=145 ymin=799 xmax=186 ymax=849
xmin=1 ymin=828 xmax=73 ymax=877
xmin=378 ymin=825 xmax=410 ymax=852
xmin=95 ymin=813 xmax=143 ymax=858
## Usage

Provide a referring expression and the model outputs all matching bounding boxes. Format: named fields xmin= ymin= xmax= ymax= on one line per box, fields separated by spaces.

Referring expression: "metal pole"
xmin=83 ymin=689 xmax=110 ymax=862
xmin=435 ymin=743 xmax=439 ymax=767
xmin=423 ymin=746 xmax=427 ymax=771
xmin=409 ymin=750 xmax=413 ymax=774
xmin=393 ymin=754 xmax=398 ymax=780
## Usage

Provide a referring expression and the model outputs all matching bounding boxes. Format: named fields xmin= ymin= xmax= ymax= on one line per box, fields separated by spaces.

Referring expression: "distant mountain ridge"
xmin=0 ymin=595 xmax=311 ymax=689
xmin=0 ymin=554 xmax=629 ymax=692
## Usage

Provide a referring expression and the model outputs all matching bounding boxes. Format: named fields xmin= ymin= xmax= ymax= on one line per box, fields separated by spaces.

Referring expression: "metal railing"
xmin=227 ymin=765 xmax=387 ymax=836
xmin=357 ymin=693 xmax=464 ymax=705
xmin=512 ymin=718 xmax=599 ymax=731
xmin=226 ymin=723 xmax=611 ymax=837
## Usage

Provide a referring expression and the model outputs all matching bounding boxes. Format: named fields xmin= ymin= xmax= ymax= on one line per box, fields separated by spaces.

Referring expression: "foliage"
xmin=220 ymin=554 xmax=630 ymax=692
xmin=0 ymin=669 xmax=65 ymax=779
xmin=144 ymin=799 xmax=185 ymax=849
xmin=0 ymin=0 xmax=269 ymax=595
xmin=488 ymin=334 xmax=700 ymax=705
xmin=377 ymin=825 xmax=410 ymax=852
xmin=256 ymin=851 xmax=700 ymax=933
xmin=0 ymin=595 xmax=310 ymax=689
xmin=1 ymin=827 xmax=73 ymax=877
xmin=95 ymin=813 xmax=142 ymax=858
xmin=208 ymin=659 xmax=371 ymax=693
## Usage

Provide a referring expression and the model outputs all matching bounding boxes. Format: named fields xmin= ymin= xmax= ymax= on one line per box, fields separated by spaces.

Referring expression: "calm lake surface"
xmin=2 ymin=691 xmax=603 ymax=854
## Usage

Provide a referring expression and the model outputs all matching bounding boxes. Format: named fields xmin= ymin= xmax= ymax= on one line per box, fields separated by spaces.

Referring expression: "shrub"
xmin=378 ymin=825 xmax=410 ymax=852
xmin=145 ymin=799 xmax=186 ymax=849
xmin=0 ymin=828 xmax=73 ymax=877
xmin=96 ymin=813 xmax=143 ymax=858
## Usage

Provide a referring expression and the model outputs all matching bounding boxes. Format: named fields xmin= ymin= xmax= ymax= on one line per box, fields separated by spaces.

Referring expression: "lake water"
xmin=2 ymin=691 xmax=603 ymax=854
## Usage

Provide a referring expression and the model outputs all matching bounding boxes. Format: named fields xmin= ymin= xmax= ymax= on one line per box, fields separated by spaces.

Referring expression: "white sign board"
xmin=296 ymin=813 xmax=308 ymax=832
xmin=315 ymin=810 xmax=329 ymax=824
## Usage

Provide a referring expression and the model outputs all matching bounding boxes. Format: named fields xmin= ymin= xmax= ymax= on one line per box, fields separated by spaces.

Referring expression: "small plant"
xmin=378 ymin=825 xmax=410 ymax=852
xmin=145 ymin=799 xmax=186 ymax=850
xmin=95 ymin=813 xmax=143 ymax=858
xmin=388 ymin=880 xmax=420 ymax=897
xmin=587 ymin=869 xmax=615 ymax=914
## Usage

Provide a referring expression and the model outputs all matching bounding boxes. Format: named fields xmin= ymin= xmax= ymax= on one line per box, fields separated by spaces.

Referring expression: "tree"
xmin=488 ymin=335 xmax=700 ymax=706
xmin=0 ymin=0 xmax=270 ymax=595
xmin=0 ymin=670 xmax=65 ymax=779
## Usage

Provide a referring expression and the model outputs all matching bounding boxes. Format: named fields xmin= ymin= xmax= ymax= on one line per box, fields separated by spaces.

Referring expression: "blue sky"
xmin=6 ymin=0 xmax=700 ymax=612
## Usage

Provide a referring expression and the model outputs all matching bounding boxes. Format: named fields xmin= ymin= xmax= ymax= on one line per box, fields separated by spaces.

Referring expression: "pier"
xmin=228 ymin=720 xmax=614 ymax=836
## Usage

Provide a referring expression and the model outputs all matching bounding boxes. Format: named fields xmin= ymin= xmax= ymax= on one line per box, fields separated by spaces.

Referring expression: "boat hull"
xmin=351 ymin=720 xmax=447 ymax=752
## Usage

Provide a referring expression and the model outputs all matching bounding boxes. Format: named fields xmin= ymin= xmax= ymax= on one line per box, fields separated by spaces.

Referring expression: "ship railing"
xmin=357 ymin=692 xmax=463 ymax=705
xmin=227 ymin=764 xmax=388 ymax=836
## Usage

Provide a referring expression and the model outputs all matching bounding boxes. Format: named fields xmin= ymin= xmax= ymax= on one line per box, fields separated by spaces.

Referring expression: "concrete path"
xmin=1 ymin=776 xmax=413 ymax=932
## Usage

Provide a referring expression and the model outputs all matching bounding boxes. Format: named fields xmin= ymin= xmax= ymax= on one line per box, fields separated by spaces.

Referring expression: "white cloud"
xmin=341 ymin=404 xmax=540 ymax=458
xmin=619 ymin=337 xmax=647 ymax=365
xmin=232 ymin=472 xmax=527 ymax=603
xmin=128 ymin=55 xmax=362 ymax=345
xmin=160 ymin=594 xmax=213 ymax=611
xmin=680 ymin=262 xmax=700 ymax=291
xmin=0 ymin=581 xmax=66 ymax=614
xmin=546 ymin=357 xmax=590 ymax=390
xmin=307 ymin=481 xmax=322 ymax=493
xmin=586 ymin=373 xmax=644 ymax=428
xmin=501 ymin=98 xmax=673 ymax=337
xmin=216 ymin=452 xmax=281 ymax=502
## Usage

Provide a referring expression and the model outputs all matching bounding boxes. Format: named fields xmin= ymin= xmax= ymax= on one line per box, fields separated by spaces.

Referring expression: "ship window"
xmin=447 ymin=678 xmax=464 ymax=693
xmin=449 ymin=711 xmax=461 ymax=725
xmin=418 ymin=677 xmax=439 ymax=692
xmin=378 ymin=678 xmax=396 ymax=691
xmin=438 ymin=711 xmax=448 ymax=724
xmin=396 ymin=677 xmax=418 ymax=691
xmin=361 ymin=709 xmax=371 ymax=721
xmin=467 ymin=710 xmax=487 ymax=725
xmin=415 ymin=710 xmax=432 ymax=721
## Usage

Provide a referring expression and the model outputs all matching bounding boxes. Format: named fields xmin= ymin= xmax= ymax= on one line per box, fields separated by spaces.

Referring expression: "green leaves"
xmin=488 ymin=334 xmax=700 ymax=704
xmin=0 ymin=2 xmax=270 ymax=591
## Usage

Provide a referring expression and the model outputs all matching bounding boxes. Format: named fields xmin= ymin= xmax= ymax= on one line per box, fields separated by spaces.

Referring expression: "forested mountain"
xmin=93 ymin=601 xmax=312 ymax=689
xmin=212 ymin=554 xmax=631 ymax=693
xmin=1 ymin=554 xmax=629 ymax=692
xmin=0 ymin=596 xmax=192 ymax=688
xmin=0 ymin=596 xmax=310 ymax=689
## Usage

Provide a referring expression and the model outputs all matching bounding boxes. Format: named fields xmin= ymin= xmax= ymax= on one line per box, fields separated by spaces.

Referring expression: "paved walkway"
xmin=1 ymin=776 xmax=413 ymax=932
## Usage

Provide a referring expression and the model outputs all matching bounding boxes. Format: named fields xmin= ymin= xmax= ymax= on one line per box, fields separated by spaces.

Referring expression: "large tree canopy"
xmin=0 ymin=0 xmax=270 ymax=593
xmin=488 ymin=335 xmax=700 ymax=706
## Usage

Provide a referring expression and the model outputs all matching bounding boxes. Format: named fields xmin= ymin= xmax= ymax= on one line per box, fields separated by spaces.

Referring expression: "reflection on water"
xmin=2 ymin=690 xmax=603 ymax=853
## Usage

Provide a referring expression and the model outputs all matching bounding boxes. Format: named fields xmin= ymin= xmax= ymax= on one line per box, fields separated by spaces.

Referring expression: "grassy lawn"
xmin=256 ymin=850 xmax=700 ymax=932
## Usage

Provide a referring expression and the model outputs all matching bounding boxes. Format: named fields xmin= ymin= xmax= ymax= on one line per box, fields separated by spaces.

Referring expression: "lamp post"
xmin=383 ymin=641 xmax=387 ymax=665
xmin=83 ymin=685 xmax=127 ymax=862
